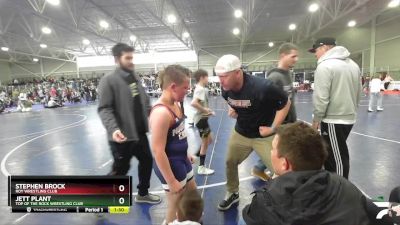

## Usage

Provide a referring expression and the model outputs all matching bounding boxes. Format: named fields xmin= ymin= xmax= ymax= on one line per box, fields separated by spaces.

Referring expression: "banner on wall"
xmin=76 ymin=51 xmax=197 ymax=68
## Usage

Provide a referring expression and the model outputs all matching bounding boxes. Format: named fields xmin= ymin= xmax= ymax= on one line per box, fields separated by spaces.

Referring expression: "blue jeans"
xmin=253 ymin=159 xmax=267 ymax=172
xmin=368 ymin=92 xmax=383 ymax=110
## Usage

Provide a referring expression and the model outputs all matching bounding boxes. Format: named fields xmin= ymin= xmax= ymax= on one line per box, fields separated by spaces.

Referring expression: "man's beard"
xmin=121 ymin=64 xmax=134 ymax=74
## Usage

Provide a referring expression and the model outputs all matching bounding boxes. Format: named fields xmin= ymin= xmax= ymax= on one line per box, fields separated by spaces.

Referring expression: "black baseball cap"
xmin=308 ymin=37 xmax=337 ymax=53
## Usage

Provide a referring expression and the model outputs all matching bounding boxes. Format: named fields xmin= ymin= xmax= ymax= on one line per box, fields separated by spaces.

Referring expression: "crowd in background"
xmin=362 ymin=71 xmax=395 ymax=93
xmin=0 ymin=77 xmax=99 ymax=112
xmin=0 ymin=73 xmax=180 ymax=113
xmin=0 ymin=69 xmax=394 ymax=114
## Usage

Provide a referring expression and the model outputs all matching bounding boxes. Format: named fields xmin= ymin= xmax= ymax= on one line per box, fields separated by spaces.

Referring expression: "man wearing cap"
xmin=214 ymin=54 xmax=291 ymax=211
xmin=309 ymin=37 xmax=362 ymax=179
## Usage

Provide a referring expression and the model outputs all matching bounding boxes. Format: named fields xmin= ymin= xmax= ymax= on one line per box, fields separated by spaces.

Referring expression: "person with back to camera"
xmin=368 ymin=73 xmax=385 ymax=112
xmin=242 ymin=121 xmax=394 ymax=225
xmin=168 ymin=189 xmax=203 ymax=225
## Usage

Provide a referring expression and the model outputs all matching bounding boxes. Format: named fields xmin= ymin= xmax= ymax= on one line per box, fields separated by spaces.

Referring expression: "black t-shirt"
xmin=127 ymin=74 xmax=146 ymax=134
xmin=222 ymin=73 xmax=288 ymax=138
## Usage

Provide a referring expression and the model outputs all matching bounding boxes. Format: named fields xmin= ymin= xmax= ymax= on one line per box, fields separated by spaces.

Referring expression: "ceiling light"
xmin=82 ymin=39 xmax=90 ymax=45
xmin=99 ymin=20 xmax=109 ymax=29
xmin=289 ymin=24 xmax=296 ymax=30
xmin=40 ymin=44 xmax=47 ymax=48
xmin=167 ymin=14 xmax=177 ymax=24
xmin=129 ymin=35 xmax=137 ymax=42
xmin=182 ymin=32 xmax=190 ymax=39
xmin=46 ymin=0 xmax=60 ymax=6
xmin=41 ymin=26 xmax=52 ymax=34
xmin=232 ymin=28 xmax=240 ymax=35
xmin=33 ymin=58 xmax=39 ymax=62
xmin=1 ymin=47 xmax=9 ymax=51
xmin=308 ymin=3 xmax=319 ymax=12
xmin=388 ymin=0 xmax=400 ymax=8
xmin=234 ymin=9 xmax=243 ymax=18
xmin=348 ymin=20 xmax=356 ymax=27
xmin=268 ymin=42 xmax=274 ymax=47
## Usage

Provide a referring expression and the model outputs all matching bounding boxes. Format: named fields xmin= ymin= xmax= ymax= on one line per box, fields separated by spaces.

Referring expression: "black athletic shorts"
xmin=195 ymin=118 xmax=211 ymax=138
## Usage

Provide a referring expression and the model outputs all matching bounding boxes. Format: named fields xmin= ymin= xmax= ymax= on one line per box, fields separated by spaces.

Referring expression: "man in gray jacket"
xmin=98 ymin=43 xmax=160 ymax=204
xmin=309 ymin=37 xmax=362 ymax=179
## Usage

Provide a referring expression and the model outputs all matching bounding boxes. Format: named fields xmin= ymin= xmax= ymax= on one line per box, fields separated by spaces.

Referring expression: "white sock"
xmin=225 ymin=192 xmax=238 ymax=200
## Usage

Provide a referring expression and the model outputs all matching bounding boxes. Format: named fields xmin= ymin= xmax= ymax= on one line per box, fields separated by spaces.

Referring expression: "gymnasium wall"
xmin=0 ymin=62 xmax=12 ymax=85
xmin=333 ymin=11 xmax=400 ymax=79
xmin=1 ymin=10 xmax=399 ymax=83
xmin=9 ymin=59 xmax=77 ymax=79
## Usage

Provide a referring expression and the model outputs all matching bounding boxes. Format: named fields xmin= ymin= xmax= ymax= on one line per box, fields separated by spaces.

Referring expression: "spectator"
xmin=17 ymin=92 xmax=32 ymax=112
xmin=0 ymin=89 xmax=6 ymax=99
xmin=243 ymin=122 xmax=373 ymax=225
xmin=97 ymin=43 xmax=161 ymax=205
xmin=363 ymin=75 xmax=370 ymax=96
xmin=383 ymin=72 xmax=394 ymax=90
xmin=50 ymin=85 xmax=57 ymax=97
xmin=190 ymin=69 xmax=215 ymax=175
xmin=251 ymin=42 xmax=299 ymax=181
xmin=368 ymin=73 xmax=384 ymax=112
xmin=310 ymin=37 xmax=361 ymax=179
xmin=169 ymin=190 xmax=203 ymax=225
xmin=44 ymin=97 xmax=63 ymax=108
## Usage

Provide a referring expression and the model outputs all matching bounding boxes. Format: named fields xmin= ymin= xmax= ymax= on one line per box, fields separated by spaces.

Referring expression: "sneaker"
xmin=368 ymin=108 xmax=374 ymax=112
xmin=251 ymin=168 xmax=271 ymax=181
xmin=377 ymin=107 xmax=384 ymax=111
xmin=197 ymin=166 xmax=214 ymax=175
xmin=218 ymin=192 xmax=239 ymax=211
xmin=134 ymin=193 xmax=161 ymax=204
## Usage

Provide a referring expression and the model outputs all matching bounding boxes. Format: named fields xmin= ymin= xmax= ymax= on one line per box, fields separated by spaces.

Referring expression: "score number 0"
xmin=118 ymin=185 xmax=125 ymax=205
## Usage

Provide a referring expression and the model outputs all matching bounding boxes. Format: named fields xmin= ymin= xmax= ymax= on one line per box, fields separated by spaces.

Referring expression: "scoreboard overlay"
xmin=8 ymin=176 xmax=131 ymax=214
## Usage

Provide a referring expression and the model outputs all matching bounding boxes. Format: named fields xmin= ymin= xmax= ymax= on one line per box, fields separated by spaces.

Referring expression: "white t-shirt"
xmin=369 ymin=78 xmax=383 ymax=93
xmin=192 ymin=84 xmax=209 ymax=124
xmin=47 ymin=100 xmax=57 ymax=107
xmin=168 ymin=220 xmax=201 ymax=225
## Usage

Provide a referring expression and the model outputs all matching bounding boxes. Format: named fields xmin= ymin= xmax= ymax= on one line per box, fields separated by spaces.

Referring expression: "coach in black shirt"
xmin=215 ymin=54 xmax=291 ymax=211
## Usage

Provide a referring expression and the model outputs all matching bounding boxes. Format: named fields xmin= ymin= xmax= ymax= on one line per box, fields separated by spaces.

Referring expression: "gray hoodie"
xmin=313 ymin=46 xmax=362 ymax=124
